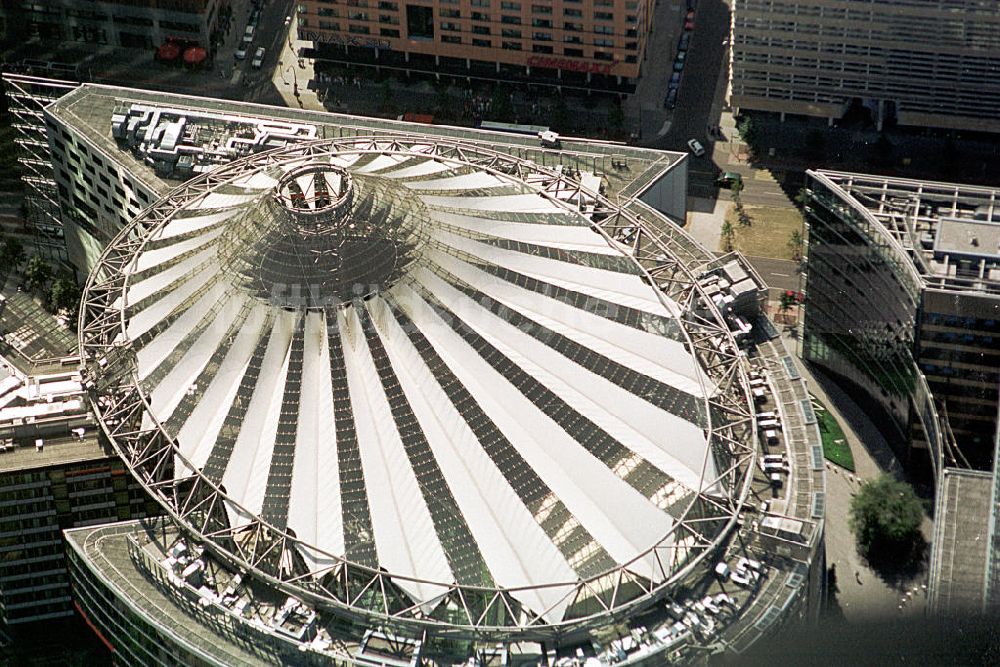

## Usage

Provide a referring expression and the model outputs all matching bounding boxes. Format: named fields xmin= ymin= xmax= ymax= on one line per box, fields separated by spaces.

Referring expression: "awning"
xmin=158 ymin=43 xmax=180 ymax=61
xmin=183 ymin=47 xmax=208 ymax=65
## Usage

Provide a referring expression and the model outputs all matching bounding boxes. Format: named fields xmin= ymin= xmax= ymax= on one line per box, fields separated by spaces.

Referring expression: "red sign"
xmin=526 ymin=55 xmax=616 ymax=75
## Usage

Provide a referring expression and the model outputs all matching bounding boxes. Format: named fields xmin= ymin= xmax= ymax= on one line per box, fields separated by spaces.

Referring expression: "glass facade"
xmin=802 ymin=177 xmax=920 ymax=448
xmin=804 ymin=171 xmax=1000 ymax=471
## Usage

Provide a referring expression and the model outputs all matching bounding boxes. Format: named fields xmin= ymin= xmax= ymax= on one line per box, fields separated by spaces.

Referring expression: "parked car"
xmin=235 ymin=45 xmax=248 ymax=60
xmin=678 ymin=32 xmax=691 ymax=51
xmin=687 ymin=138 xmax=706 ymax=157
xmin=664 ymin=88 xmax=678 ymax=109
xmin=716 ymin=171 xmax=743 ymax=187
xmin=252 ymin=47 xmax=266 ymax=68
xmin=673 ymin=59 xmax=685 ymax=72
xmin=670 ymin=72 xmax=681 ymax=86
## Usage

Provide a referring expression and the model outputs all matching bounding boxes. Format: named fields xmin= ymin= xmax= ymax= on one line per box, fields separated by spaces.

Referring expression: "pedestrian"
xmin=855 ymin=570 xmax=862 ymax=585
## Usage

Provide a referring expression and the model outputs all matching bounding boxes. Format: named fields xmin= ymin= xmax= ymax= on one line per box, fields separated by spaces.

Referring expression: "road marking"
xmin=658 ymin=120 xmax=672 ymax=137
xmin=771 ymin=272 xmax=790 ymax=277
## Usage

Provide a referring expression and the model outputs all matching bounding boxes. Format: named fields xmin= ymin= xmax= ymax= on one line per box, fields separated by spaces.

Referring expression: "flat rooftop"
xmin=46 ymin=83 xmax=682 ymax=205
xmin=935 ymin=218 xmax=1000 ymax=262
xmin=929 ymin=467 xmax=993 ymax=615
xmin=810 ymin=170 xmax=1000 ymax=296
xmin=0 ymin=433 xmax=107 ymax=474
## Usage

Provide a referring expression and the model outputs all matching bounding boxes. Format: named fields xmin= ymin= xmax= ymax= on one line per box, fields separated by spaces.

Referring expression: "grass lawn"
xmin=811 ymin=396 xmax=855 ymax=471
xmin=721 ymin=204 xmax=805 ymax=260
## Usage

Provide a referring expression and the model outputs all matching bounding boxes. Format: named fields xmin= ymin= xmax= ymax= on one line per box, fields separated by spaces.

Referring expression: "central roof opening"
xmin=216 ymin=166 xmax=429 ymax=308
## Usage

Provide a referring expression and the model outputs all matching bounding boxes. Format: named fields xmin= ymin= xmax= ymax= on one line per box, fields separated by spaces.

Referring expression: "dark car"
xmin=678 ymin=32 xmax=691 ymax=51
xmin=663 ymin=88 xmax=678 ymax=109
xmin=670 ymin=72 xmax=681 ymax=87
xmin=716 ymin=171 xmax=743 ymax=188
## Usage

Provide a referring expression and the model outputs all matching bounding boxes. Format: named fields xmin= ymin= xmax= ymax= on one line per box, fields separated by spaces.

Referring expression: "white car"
xmin=687 ymin=138 xmax=706 ymax=156
xmin=235 ymin=45 xmax=248 ymax=60
xmin=252 ymin=47 xmax=265 ymax=69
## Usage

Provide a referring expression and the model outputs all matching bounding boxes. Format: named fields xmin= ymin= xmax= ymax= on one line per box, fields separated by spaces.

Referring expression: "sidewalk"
xmin=783 ymin=333 xmax=932 ymax=621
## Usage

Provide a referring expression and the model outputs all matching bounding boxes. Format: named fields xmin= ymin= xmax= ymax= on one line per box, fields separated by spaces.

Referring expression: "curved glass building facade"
xmin=803 ymin=170 xmax=1000 ymax=471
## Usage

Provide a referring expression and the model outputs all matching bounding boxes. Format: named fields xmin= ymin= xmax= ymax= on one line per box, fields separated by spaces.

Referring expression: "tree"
xmin=0 ymin=236 xmax=25 ymax=269
xmin=720 ymin=219 xmax=735 ymax=252
xmin=490 ymin=84 xmax=514 ymax=122
xmin=551 ymin=96 xmax=569 ymax=132
xmin=788 ymin=228 xmax=805 ymax=261
xmin=793 ymin=186 xmax=811 ymax=209
xmin=608 ymin=102 xmax=626 ymax=140
xmin=48 ymin=277 xmax=81 ymax=316
xmin=23 ymin=254 xmax=52 ymax=292
xmin=737 ymin=115 xmax=756 ymax=146
xmin=778 ymin=289 xmax=801 ymax=324
xmin=849 ymin=474 xmax=924 ymax=569
xmin=377 ymin=81 xmax=396 ymax=115
xmin=804 ymin=129 xmax=826 ymax=162
xmin=730 ymin=177 xmax=744 ymax=207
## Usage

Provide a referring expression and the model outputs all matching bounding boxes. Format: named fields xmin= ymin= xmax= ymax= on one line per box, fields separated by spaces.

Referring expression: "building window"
xmin=531 ymin=5 xmax=552 ymax=15
xmin=502 ymin=28 xmax=521 ymax=37
xmin=442 ymin=34 xmax=461 ymax=43
xmin=381 ymin=28 xmax=400 ymax=36
xmin=532 ymin=44 xmax=553 ymax=53
xmin=564 ymin=35 xmax=582 ymax=44
xmin=349 ymin=24 xmax=370 ymax=34
xmin=531 ymin=18 xmax=551 ymax=28
xmin=532 ymin=31 xmax=551 ymax=41
xmin=564 ymin=8 xmax=582 ymax=17
xmin=472 ymin=25 xmax=491 ymax=35
xmin=564 ymin=47 xmax=583 ymax=57
xmin=407 ymin=4 xmax=434 ymax=38
xmin=349 ymin=12 xmax=369 ymax=20
xmin=501 ymin=15 xmax=521 ymax=24
xmin=440 ymin=8 xmax=460 ymax=17
xmin=471 ymin=11 xmax=490 ymax=20
xmin=594 ymin=51 xmax=613 ymax=61
xmin=594 ymin=11 xmax=614 ymax=21
xmin=502 ymin=40 xmax=522 ymax=50
xmin=501 ymin=1 xmax=520 ymax=9
xmin=378 ymin=1 xmax=398 ymax=9
xmin=471 ymin=0 xmax=491 ymax=6
xmin=472 ymin=38 xmax=491 ymax=47
xmin=440 ymin=21 xmax=460 ymax=31
xmin=564 ymin=22 xmax=582 ymax=31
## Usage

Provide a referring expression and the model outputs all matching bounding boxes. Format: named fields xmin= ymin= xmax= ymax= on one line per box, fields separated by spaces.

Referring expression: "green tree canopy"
xmin=849 ymin=474 xmax=924 ymax=567
xmin=48 ymin=277 xmax=81 ymax=315
xmin=23 ymin=254 xmax=52 ymax=292
xmin=0 ymin=235 xmax=25 ymax=269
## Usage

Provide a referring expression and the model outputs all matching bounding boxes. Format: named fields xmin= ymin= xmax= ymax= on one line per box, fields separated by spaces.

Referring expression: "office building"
xmin=802 ymin=170 xmax=1000 ymax=472
xmin=0 ymin=0 xmax=227 ymax=51
xmin=12 ymin=83 xmax=827 ymax=662
xmin=731 ymin=0 xmax=1000 ymax=133
xmin=0 ymin=367 xmax=157 ymax=635
xmin=296 ymin=0 xmax=654 ymax=93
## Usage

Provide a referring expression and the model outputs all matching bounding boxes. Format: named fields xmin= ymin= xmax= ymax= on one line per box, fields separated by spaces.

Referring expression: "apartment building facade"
xmin=731 ymin=0 xmax=1000 ymax=133
xmin=0 ymin=0 xmax=227 ymax=51
xmin=0 ymin=442 xmax=158 ymax=633
xmin=296 ymin=0 xmax=654 ymax=93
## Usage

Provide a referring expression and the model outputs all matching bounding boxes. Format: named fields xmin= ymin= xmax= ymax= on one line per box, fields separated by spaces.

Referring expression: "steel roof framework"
xmin=80 ymin=136 xmax=758 ymax=642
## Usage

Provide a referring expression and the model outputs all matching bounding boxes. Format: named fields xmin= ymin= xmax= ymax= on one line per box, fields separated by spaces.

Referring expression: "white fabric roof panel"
xmin=391 ymin=283 xmax=673 ymax=582
xmin=339 ymin=306 xmax=452 ymax=608
xmin=429 ymin=210 xmax=620 ymax=255
xmin=104 ymin=144 xmax=739 ymax=626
